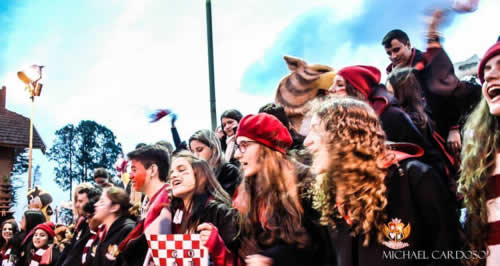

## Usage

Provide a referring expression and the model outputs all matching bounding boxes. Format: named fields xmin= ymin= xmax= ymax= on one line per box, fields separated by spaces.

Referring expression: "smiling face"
xmin=130 ymin=160 xmax=149 ymax=192
xmin=2 ymin=223 xmax=13 ymax=242
xmin=482 ymin=54 xmax=500 ymax=116
xmin=189 ymin=140 xmax=213 ymax=162
xmin=234 ymin=136 xmax=261 ymax=178
xmin=33 ymin=229 xmax=49 ymax=249
xmin=93 ymin=192 xmax=114 ymax=222
xmin=75 ymin=193 xmax=89 ymax=217
xmin=170 ymin=157 xmax=197 ymax=201
xmin=385 ymin=39 xmax=412 ymax=69
xmin=304 ymin=115 xmax=330 ymax=174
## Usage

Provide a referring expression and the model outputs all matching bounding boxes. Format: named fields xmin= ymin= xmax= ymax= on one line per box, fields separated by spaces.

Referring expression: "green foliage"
xmin=33 ymin=165 xmax=42 ymax=187
xmin=58 ymin=207 xmax=74 ymax=225
xmin=48 ymin=120 xmax=122 ymax=192
xmin=9 ymin=148 xmax=28 ymax=207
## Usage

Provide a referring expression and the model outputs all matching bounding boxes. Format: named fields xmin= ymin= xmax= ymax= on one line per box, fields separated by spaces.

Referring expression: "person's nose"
xmin=234 ymin=148 xmax=242 ymax=159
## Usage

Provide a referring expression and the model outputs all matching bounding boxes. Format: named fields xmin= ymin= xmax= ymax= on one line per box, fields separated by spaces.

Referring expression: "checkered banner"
xmin=145 ymin=234 xmax=209 ymax=266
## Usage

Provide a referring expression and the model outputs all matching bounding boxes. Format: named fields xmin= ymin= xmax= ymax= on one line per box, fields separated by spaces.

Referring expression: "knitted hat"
xmin=337 ymin=65 xmax=381 ymax=98
xmin=478 ymin=42 xmax=500 ymax=84
xmin=32 ymin=222 xmax=55 ymax=239
xmin=235 ymin=113 xmax=292 ymax=154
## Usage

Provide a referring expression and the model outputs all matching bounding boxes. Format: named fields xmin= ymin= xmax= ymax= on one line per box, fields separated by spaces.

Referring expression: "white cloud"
xmin=2 ymin=0 xmax=496 ymax=221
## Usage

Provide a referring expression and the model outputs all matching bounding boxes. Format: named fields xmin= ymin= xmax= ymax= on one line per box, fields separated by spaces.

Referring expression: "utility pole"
xmin=206 ymin=0 xmax=217 ymax=131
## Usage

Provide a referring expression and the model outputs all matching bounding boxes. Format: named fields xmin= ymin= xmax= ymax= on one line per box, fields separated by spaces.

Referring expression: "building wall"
xmin=0 ymin=147 xmax=14 ymax=183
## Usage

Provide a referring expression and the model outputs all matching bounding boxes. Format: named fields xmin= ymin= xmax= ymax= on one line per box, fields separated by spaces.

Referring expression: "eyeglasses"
xmin=235 ymin=140 xmax=258 ymax=153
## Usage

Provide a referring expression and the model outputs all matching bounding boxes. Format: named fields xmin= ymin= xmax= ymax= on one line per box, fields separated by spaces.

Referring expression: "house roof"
xmin=0 ymin=108 xmax=46 ymax=153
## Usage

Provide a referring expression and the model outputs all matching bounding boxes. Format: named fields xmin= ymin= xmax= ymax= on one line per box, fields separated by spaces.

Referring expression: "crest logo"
xmin=382 ymin=218 xmax=411 ymax=249
xmin=105 ymin=244 xmax=119 ymax=261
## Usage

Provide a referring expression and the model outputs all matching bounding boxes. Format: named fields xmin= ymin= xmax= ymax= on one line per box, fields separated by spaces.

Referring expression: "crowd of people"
xmin=1 ymin=8 xmax=499 ymax=266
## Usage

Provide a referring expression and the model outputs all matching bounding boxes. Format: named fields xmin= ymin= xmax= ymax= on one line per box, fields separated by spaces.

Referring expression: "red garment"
xmin=204 ymin=224 xmax=238 ymax=266
xmin=21 ymin=222 xmax=55 ymax=247
xmin=478 ymin=41 xmax=500 ymax=84
xmin=337 ymin=65 xmax=381 ymax=98
xmin=236 ymin=113 xmax=292 ymax=154
xmin=119 ymin=184 xmax=170 ymax=251
xmin=487 ymin=175 xmax=500 ymax=245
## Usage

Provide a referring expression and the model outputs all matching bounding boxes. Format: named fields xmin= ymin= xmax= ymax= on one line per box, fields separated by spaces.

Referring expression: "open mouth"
xmin=488 ymin=85 xmax=500 ymax=100
xmin=172 ymin=178 xmax=182 ymax=186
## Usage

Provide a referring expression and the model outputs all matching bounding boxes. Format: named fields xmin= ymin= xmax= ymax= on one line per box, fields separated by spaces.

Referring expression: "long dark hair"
xmin=220 ymin=109 xmax=243 ymax=150
xmin=0 ymin=220 xmax=18 ymax=249
xmin=170 ymin=151 xmax=233 ymax=233
xmin=388 ymin=67 xmax=428 ymax=130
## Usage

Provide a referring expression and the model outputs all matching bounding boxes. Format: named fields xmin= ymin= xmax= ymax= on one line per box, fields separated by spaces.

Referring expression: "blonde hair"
xmin=310 ymin=97 xmax=388 ymax=246
xmin=459 ymin=98 xmax=500 ymax=265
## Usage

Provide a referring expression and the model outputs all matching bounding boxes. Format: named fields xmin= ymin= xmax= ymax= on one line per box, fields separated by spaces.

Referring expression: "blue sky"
xmin=0 ymin=0 xmax=498 ymax=221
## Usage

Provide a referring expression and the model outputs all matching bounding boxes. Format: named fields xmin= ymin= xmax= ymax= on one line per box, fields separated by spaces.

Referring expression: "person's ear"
xmin=110 ymin=203 xmax=120 ymax=214
xmin=149 ymin=164 xmax=159 ymax=178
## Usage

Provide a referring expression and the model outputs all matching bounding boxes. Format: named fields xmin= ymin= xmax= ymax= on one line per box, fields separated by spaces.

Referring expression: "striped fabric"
xmin=82 ymin=224 xmax=107 ymax=265
xmin=1 ymin=248 xmax=10 ymax=261
xmin=1 ymin=248 xmax=12 ymax=266
xmin=487 ymin=174 xmax=500 ymax=265
xmin=82 ymin=230 xmax=97 ymax=265
xmin=29 ymin=248 xmax=47 ymax=266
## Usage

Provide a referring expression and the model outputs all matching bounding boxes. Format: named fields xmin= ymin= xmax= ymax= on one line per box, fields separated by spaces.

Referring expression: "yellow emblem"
xmin=105 ymin=244 xmax=119 ymax=261
xmin=382 ymin=218 xmax=411 ymax=249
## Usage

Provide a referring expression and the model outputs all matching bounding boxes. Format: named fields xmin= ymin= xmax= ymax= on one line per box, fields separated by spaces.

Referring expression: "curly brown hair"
xmin=459 ymin=98 xmax=500 ymax=265
xmin=236 ymin=145 xmax=308 ymax=255
xmin=309 ymin=97 xmax=388 ymax=246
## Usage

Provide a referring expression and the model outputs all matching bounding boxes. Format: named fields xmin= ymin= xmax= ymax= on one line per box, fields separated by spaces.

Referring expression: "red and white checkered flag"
xmin=146 ymin=234 xmax=209 ymax=266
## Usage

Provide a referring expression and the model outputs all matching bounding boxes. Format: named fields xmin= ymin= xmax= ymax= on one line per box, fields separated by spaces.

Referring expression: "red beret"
xmin=478 ymin=42 xmax=500 ymax=84
xmin=235 ymin=113 xmax=292 ymax=154
xmin=337 ymin=65 xmax=381 ymax=98
xmin=33 ymin=222 xmax=55 ymax=239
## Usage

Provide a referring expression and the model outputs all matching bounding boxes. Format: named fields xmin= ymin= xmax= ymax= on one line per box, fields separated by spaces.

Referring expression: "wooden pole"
xmin=27 ymin=96 xmax=34 ymax=191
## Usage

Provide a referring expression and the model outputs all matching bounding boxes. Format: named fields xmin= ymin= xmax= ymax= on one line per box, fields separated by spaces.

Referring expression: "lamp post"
xmin=206 ymin=0 xmax=217 ymax=131
xmin=17 ymin=65 xmax=44 ymax=191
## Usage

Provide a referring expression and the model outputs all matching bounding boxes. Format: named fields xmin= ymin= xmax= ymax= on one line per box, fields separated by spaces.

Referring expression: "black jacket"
xmin=403 ymin=48 xmax=480 ymax=138
xmin=92 ymin=217 xmax=135 ymax=266
xmin=327 ymin=143 xmax=463 ymax=266
xmin=118 ymin=234 xmax=148 ymax=266
xmin=216 ymin=163 xmax=241 ymax=197
xmin=370 ymin=86 xmax=447 ymax=177
xmin=55 ymin=220 xmax=91 ymax=266
xmin=171 ymin=195 xmax=240 ymax=265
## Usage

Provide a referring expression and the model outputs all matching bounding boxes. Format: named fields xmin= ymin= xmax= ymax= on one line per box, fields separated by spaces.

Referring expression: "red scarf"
xmin=119 ymin=184 xmax=170 ymax=251
xmin=29 ymin=247 xmax=52 ymax=266
xmin=1 ymin=246 xmax=11 ymax=260
xmin=81 ymin=225 xmax=106 ymax=266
